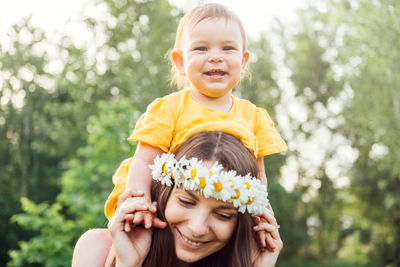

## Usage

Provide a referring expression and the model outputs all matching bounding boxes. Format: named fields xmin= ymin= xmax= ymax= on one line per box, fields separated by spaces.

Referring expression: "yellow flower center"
xmin=199 ymin=177 xmax=206 ymax=189
xmin=162 ymin=163 xmax=167 ymax=175
xmin=231 ymin=189 xmax=240 ymax=199
xmin=209 ymin=171 xmax=213 ymax=176
xmin=245 ymin=197 xmax=254 ymax=205
xmin=190 ymin=168 xmax=197 ymax=180
xmin=213 ymin=181 xmax=222 ymax=192
xmin=243 ymin=181 xmax=250 ymax=189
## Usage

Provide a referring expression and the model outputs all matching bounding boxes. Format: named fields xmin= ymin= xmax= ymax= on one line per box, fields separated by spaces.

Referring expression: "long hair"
xmin=142 ymin=131 xmax=258 ymax=267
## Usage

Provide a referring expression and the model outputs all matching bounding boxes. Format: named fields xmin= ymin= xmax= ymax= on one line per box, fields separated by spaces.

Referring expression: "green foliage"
xmin=335 ymin=0 xmax=400 ymax=264
xmin=8 ymin=198 xmax=79 ymax=267
xmin=279 ymin=0 xmax=400 ymax=264
xmin=8 ymin=98 xmax=138 ymax=266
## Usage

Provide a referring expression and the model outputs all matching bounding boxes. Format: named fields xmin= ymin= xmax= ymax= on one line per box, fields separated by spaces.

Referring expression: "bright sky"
xmin=0 ymin=0 xmax=308 ymax=42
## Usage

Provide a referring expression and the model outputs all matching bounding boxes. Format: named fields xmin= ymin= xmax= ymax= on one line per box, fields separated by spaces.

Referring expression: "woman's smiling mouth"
xmin=177 ymin=228 xmax=209 ymax=248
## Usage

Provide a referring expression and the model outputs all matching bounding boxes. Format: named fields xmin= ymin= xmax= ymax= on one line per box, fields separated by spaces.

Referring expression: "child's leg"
xmin=104 ymin=158 xmax=132 ymax=219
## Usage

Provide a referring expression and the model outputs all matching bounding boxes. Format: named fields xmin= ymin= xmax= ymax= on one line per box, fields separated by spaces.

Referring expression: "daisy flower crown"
xmin=149 ymin=153 xmax=269 ymax=215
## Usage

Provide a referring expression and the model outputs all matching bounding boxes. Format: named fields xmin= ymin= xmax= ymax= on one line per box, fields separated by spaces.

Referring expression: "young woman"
xmin=73 ymin=132 xmax=282 ymax=267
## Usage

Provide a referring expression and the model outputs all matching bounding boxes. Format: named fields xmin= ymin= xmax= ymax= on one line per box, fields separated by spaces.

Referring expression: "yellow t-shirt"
xmin=129 ymin=89 xmax=287 ymax=158
xmin=104 ymin=89 xmax=287 ymax=219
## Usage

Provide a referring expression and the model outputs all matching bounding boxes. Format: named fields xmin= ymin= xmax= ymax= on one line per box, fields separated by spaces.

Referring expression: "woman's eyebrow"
xmin=217 ymin=205 xmax=237 ymax=211
xmin=185 ymin=190 xmax=199 ymax=201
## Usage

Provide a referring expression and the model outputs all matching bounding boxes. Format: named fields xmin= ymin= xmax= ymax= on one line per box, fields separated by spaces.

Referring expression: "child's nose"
xmin=208 ymin=54 xmax=223 ymax=63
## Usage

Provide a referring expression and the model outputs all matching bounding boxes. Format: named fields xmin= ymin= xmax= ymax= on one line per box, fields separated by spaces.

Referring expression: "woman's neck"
xmin=176 ymin=260 xmax=190 ymax=267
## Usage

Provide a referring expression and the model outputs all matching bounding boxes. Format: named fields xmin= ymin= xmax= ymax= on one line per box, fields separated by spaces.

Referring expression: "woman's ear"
xmin=171 ymin=50 xmax=185 ymax=75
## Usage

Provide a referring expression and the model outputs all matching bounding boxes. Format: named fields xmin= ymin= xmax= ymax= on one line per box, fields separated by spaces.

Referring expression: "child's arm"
xmin=125 ymin=142 xmax=164 ymax=228
xmin=257 ymin=156 xmax=268 ymax=187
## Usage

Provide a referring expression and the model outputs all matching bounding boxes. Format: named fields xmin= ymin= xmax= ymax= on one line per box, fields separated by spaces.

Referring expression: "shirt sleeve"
xmin=254 ymin=107 xmax=288 ymax=157
xmin=128 ymin=97 xmax=175 ymax=152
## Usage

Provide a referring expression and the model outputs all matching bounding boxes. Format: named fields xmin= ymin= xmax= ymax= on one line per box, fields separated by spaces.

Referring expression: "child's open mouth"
xmin=204 ymin=70 xmax=227 ymax=77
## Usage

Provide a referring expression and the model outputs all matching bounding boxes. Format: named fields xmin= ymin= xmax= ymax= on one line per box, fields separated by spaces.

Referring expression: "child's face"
xmin=173 ymin=18 xmax=249 ymax=98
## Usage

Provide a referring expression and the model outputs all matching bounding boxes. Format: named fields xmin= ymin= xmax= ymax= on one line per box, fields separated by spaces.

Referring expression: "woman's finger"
xmin=266 ymin=233 xmax=276 ymax=250
xmin=258 ymin=230 xmax=266 ymax=248
xmin=117 ymin=190 xmax=144 ymax=208
xmin=258 ymin=209 xmax=278 ymax=227
xmin=253 ymin=222 xmax=277 ymax=233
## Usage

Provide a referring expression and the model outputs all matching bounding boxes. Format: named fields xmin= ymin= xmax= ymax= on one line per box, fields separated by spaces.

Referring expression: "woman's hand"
xmin=251 ymin=205 xmax=283 ymax=267
xmin=107 ymin=190 xmax=154 ymax=267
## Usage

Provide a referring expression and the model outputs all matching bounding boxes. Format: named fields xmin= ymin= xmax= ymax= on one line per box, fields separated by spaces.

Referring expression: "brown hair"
xmin=170 ymin=3 xmax=249 ymax=89
xmin=142 ymin=131 xmax=258 ymax=267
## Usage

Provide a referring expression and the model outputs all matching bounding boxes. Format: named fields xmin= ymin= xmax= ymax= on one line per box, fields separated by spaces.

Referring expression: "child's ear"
xmin=171 ymin=50 xmax=185 ymax=75
xmin=241 ymin=50 xmax=250 ymax=71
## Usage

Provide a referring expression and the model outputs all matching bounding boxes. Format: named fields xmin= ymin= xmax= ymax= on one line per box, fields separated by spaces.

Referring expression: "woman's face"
xmin=165 ymin=171 xmax=239 ymax=263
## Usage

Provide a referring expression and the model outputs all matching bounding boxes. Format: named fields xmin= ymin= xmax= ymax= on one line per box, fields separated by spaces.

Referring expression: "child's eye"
xmin=223 ymin=46 xmax=235 ymax=51
xmin=194 ymin=46 xmax=207 ymax=51
xmin=178 ymin=198 xmax=195 ymax=206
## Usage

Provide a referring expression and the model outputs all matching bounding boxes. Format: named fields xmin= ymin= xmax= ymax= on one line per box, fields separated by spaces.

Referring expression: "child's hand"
xmin=253 ymin=204 xmax=279 ymax=251
xmin=116 ymin=190 xmax=167 ymax=232
xmin=124 ymin=202 xmax=167 ymax=232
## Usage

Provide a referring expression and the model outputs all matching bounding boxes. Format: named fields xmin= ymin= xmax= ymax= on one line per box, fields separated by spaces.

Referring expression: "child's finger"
xmin=148 ymin=202 xmax=157 ymax=213
xmin=124 ymin=220 xmax=131 ymax=232
xmin=125 ymin=214 xmax=134 ymax=223
xmin=143 ymin=212 xmax=153 ymax=229
xmin=152 ymin=218 xmax=168 ymax=229
xmin=132 ymin=211 xmax=145 ymax=225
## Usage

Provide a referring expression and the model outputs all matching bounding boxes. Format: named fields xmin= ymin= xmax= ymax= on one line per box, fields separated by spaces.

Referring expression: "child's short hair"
xmin=170 ymin=3 xmax=248 ymax=89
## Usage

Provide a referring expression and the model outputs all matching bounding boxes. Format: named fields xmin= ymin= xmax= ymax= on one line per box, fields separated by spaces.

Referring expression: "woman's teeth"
xmin=182 ymin=235 xmax=203 ymax=247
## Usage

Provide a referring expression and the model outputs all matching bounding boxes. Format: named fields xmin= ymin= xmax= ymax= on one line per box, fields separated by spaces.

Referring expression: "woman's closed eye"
xmin=215 ymin=212 xmax=235 ymax=221
xmin=178 ymin=197 xmax=195 ymax=206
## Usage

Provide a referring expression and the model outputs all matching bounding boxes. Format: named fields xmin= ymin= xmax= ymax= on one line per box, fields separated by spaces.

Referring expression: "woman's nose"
xmin=187 ymin=211 xmax=210 ymax=237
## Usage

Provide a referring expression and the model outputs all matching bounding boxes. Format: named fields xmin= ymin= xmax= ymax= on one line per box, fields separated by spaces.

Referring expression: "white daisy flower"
xmin=150 ymin=153 xmax=269 ymax=216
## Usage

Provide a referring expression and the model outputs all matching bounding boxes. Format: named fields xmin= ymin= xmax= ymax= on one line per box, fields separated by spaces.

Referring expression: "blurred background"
xmin=0 ymin=0 xmax=399 ymax=266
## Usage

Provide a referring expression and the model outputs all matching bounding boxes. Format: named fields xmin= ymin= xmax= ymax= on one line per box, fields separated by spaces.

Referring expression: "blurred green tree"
xmin=9 ymin=98 xmax=137 ymax=266
xmin=334 ymin=0 xmax=400 ymax=264
xmin=6 ymin=0 xmax=178 ymax=265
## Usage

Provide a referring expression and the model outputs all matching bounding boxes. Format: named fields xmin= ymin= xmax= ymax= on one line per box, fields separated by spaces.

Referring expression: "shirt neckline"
xmin=186 ymin=89 xmax=236 ymax=115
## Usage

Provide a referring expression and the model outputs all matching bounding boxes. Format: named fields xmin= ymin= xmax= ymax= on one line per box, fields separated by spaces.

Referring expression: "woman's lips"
xmin=176 ymin=228 xmax=209 ymax=249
